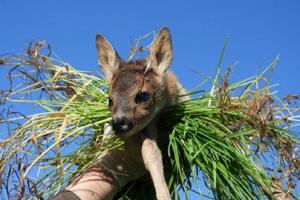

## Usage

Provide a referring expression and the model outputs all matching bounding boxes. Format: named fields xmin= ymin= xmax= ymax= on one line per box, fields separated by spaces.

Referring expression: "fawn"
xmin=96 ymin=27 xmax=188 ymax=200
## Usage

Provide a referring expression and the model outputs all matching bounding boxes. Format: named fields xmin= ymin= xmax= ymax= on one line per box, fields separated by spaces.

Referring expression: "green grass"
xmin=0 ymin=41 xmax=299 ymax=199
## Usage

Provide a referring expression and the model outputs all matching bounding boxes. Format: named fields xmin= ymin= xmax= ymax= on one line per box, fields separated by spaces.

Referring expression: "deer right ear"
xmin=147 ymin=27 xmax=173 ymax=74
xmin=96 ymin=34 xmax=122 ymax=82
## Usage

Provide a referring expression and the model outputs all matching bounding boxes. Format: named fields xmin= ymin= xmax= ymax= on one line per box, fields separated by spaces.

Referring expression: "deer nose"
xmin=111 ymin=117 xmax=133 ymax=133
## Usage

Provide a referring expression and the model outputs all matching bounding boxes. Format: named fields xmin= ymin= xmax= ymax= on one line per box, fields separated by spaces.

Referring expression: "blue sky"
xmin=1 ymin=0 xmax=300 ymax=198
xmin=1 ymin=1 xmax=299 ymax=94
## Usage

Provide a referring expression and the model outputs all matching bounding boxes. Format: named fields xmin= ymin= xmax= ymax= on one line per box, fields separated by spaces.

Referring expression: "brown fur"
xmin=96 ymin=27 xmax=187 ymax=200
xmin=108 ymin=60 xmax=180 ymax=136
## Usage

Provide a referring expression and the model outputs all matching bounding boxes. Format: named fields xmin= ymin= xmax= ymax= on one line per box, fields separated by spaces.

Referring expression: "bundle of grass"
xmin=0 ymin=40 xmax=299 ymax=200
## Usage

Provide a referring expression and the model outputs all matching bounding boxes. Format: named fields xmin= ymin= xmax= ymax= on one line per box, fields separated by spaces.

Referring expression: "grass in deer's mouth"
xmin=0 ymin=41 xmax=299 ymax=200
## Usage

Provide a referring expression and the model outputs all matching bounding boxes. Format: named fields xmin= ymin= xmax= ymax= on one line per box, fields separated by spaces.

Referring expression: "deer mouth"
xmin=114 ymin=128 xmax=131 ymax=136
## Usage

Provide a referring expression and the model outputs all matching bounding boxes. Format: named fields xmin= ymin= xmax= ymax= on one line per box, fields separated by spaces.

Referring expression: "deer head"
xmin=96 ymin=27 xmax=173 ymax=138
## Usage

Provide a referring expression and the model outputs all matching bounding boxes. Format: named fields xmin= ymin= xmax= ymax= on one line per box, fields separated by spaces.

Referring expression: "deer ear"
xmin=96 ymin=34 xmax=122 ymax=82
xmin=148 ymin=27 xmax=173 ymax=74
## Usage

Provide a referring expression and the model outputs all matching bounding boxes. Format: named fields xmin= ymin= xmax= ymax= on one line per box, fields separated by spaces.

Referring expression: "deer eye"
xmin=107 ymin=98 xmax=113 ymax=107
xmin=135 ymin=91 xmax=150 ymax=104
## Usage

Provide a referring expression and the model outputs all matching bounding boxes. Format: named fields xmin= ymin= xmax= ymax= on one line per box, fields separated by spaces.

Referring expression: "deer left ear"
xmin=96 ymin=34 xmax=122 ymax=82
xmin=148 ymin=27 xmax=173 ymax=74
